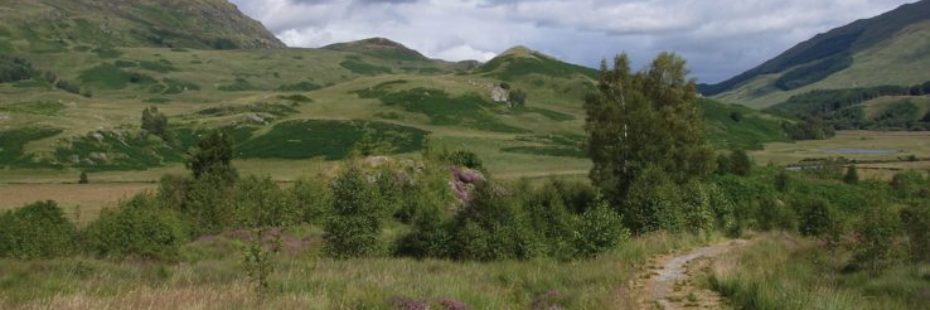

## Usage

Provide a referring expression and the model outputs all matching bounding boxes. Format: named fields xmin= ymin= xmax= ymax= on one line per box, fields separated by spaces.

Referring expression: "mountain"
xmin=323 ymin=37 xmax=429 ymax=62
xmin=702 ymin=0 xmax=930 ymax=110
xmin=0 ymin=0 xmax=284 ymax=52
xmin=475 ymin=46 xmax=598 ymax=81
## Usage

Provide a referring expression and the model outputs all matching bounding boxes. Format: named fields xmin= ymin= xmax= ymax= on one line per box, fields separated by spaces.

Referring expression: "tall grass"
xmin=0 ymin=231 xmax=714 ymax=309
xmin=708 ymin=234 xmax=930 ymax=310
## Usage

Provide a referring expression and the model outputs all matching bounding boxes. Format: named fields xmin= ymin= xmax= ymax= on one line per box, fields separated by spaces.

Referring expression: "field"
xmin=751 ymin=130 xmax=930 ymax=179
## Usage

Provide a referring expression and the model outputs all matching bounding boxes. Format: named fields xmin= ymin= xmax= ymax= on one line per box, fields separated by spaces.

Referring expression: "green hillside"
xmin=0 ymin=0 xmax=284 ymax=52
xmin=704 ymin=0 xmax=930 ymax=110
xmin=0 ymin=1 xmax=790 ymax=180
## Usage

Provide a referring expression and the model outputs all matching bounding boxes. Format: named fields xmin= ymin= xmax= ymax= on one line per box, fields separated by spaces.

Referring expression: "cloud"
xmin=229 ymin=0 xmax=915 ymax=83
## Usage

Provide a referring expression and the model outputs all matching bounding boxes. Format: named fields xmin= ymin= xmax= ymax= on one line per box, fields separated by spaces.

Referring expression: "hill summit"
xmin=323 ymin=37 xmax=429 ymax=61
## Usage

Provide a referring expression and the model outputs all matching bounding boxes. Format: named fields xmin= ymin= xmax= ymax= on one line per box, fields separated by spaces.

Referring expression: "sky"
xmin=229 ymin=0 xmax=915 ymax=83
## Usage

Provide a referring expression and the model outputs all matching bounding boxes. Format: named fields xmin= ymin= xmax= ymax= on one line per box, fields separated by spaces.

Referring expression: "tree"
xmin=141 ymin=106 xmax=169 ymax=140
xmin=852 ymin=205 xmax=903 ymax=274
xmin=79 ymin=171 xmax=89 ymax=184
xmin=729 ymin=149 xmax=752 ymax=176
xmin=585 ymin=53 xmax=714 ymax=209
xmin=901 ymin=202 xmax=930 ymax=262
xmin=323 ymin=165 xmax=383 ymax=258
xmin=187 ymin=130 xmax=237 ymax=182
xmin=622 ymin=165 xmax=684 ymax=234
xmin=843 ymin=165 xmax=859 ymax=184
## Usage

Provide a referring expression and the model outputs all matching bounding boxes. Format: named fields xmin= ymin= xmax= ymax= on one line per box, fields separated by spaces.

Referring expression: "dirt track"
xmin=634 ymin=239 xmax=749 ymax=309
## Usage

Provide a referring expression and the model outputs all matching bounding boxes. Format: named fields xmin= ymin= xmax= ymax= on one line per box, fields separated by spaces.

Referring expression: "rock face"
xmin=449 ymin=166 xmax=485 ymax=205
xmin=490 ymin=85 xmax=510 ymax=104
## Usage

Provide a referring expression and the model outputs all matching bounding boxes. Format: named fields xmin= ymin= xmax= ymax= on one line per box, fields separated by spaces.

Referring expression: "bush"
xmin=729 ymin=149 xmax=752 ymax=176
xmin=0 ymin=55 xmax=35 ymax=83
xmin=290 ymin=176 xmax=330 ymax=224
xmin=707 ymin=184 xmax=739 ymax=236
xmin=188 ymin=130 xmax=237 ymax=182
xmin=184 ymin=174 xmax=237 ymax=236
xmin=796 ymin=197 xmax=836 ymax=237
xmin=572 ymin=199 xmax=628 ymax=258
xmin=681 ymin=181 xmax=715 ymax=234
xmin=890 ymin=171 xmax=928 ymax=200
xmin=622 ymin=165 xmax=684 ymax=234
xmin=901 ymin=202 xmax=930 ymax=262
xmin=522 ymin=181 xmax=577 ymax=258
xmin=82 ymin=195 xmax=188 ymax=260
xmin=851 ymin=205 xmax=903 ymax=274
xmin=394 ymin=203 xmax=452 ymax=259
xmin=236 ymin=176 xmax=298 ymax=227
xmin=0 ymin=201 xmax=77 ymax=259
xmin=757 ymin=198 xmax=798 ymax=231
xmin=79 ymin=171 xmax=89 ymax=184
xmin=324 ymin=165 xmax=384 ymax=258
xmin=449 ymin=182 xmax=541 ymax=261
xmin=443 ymin=150 xmax=483 ymax=170
xmin=843 ymin=165 xmax=859 ymax=185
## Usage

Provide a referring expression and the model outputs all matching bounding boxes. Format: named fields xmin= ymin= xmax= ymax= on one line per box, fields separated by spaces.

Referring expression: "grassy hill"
xmin=0 ymin=0 xmax=284 ymax=52
xmin=0 ymin=2 xmax=790 ymax=182
xmin=703 ymin=0 xmax=930 ymax=110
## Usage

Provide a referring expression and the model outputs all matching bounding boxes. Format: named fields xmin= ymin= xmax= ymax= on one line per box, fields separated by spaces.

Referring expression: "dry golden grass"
xmin=0 ymin=183 xmax=155 ymax=225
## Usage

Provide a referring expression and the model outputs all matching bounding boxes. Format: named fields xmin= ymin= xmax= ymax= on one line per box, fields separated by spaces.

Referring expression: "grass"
xmin=0 ymin=127 xmax=63 ymax=167
xmin=53 ymin=130 xmax=184 ymax=171
xmin=340 ymin=58 xmax=392 ymax=75
xmin=0 ymin=231 xmax=712 ymax=309
xmin=708 ymin=234 xmax=930 ymax=310
xmin=237 ymin=120 xmax=429 ymax=160
xmin=0 ymin=101 xmax=65 ymax=116
xmin=701 ymin=99 xmax=790 ymax=150
xmin=78 ymin=63 xmax=132 ymax=89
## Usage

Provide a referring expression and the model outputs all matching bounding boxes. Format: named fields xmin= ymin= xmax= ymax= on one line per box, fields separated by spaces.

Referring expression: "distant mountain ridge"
xmin=701 ymin=0 xmax=930 ymax=101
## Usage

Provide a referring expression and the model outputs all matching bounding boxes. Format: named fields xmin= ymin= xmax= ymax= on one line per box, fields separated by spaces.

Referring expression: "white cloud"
xmin=229 ymin=0 xmax=916 ymax=83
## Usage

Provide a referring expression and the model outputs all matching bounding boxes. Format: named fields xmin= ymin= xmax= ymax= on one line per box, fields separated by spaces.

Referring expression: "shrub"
xmin=681 ymin=181 xmax=715 ymax=234
xmin=449 ymin=182 xmax=541 ymax=261
xmin=901 ymin=202 xmax=930 ymax=262
xmin=290 ymin=176 xmax=330 ymax=224
xmin=706 ymin=184 xmax=740 ymax=237
xmin=522 ymin=181 xmax=577 ymax=257
xmin=0 ymin=201 xmax=77 ymax=259
xmin=890 ymin=171 xmax=927 ymax=200
xmin=141 ymin=106 xmax=169 ymax=140
xmin=184 ymin=174 xmax=237 ymax=236
xmin=82 ymin=195 xmax=187 ymax=260
xmin=0 ymin=55 xmax=35 ymax=83
xmin=394 ymin=203 xmax=452 ymax=259
xmin=79 ymin=171 xmax=89 ymax=184
xmin=236 ymin=176 xmax=298 ymax=227
xmin=622 ymin=165 xmax=684 ymax=234
xmin=843 ymin=165 xmax=859 ymax=185
xmin=851 ymin=205 xmax=903 ymax=274
xmin=550 ymin=179 xmax=598 ymax=214
xmin=187 ymin=130 xmax=237 ymax=182
xmin=443 ymin=150 xmax=483 ymax=170
xmin=572 ymin=199 xmax=628 ymax=258
xmin=729 ymin=149 xmax=753 ymax=176
xmin=796 ymin=197 xmax=836 ymax=237
xmin=757 ymin=198 xmax=797 ymax=231
xmin=324 ymin=165 xmax=384 ymax=258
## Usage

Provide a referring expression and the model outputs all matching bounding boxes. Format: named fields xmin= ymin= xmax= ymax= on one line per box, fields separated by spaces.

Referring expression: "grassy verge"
xmin=0 ymin=231 xmax=713 ymax=309
xmin=707 ymin=234 xmax=930 ymax=310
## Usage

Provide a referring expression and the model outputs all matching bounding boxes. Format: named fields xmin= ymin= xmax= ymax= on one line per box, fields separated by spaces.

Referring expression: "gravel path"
xmin=637 ymin=239 xmax=749 ymax=309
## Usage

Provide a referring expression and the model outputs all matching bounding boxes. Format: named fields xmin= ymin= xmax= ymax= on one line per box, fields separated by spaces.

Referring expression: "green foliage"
xmin=141 ymin=106 xmax=169 ymax=139
xmin=449 ymin=182 xmax=542 ymax=261
xmin=0 ymin=55 xmax=34 ymax=83
xmin=392 ymin=165 xmax=456 ymax=258
xmin=218 ymin=78 xmax=259 ymax=92
xmin=851 ymin=205 xmax=903 ymax=274
xmin=890 ymin=171 xmax=929 ymax=200
xmin=622 ymin=165 xmax=685 ymax=234
xmin=236 ymin=176 xmax=299 ymax=228
xmin=78 ymin=63 xmax=132 ymax=89
xmin=796 ymin=197 xmax=836 ymax=237
xmin=700 ymin=99 xmax=790 ymax=150
xmin=0 ymin=201 xmax=77 ymax=259
xmin=196 ymin=102 xmax=297 ymax=118
xmin=0 ymin=127 xmax=62 ymax=167
xmin=782 ymin=118 xmax=836 ymax=140
xmin=843 ymin=165 xmax=859 ymax=184
xmin=681 ymin=181 xmax=715 ymax=234
xmin=183 ymin=174 xmax=237 ymax=236
xmin=441 ymin=150 xmax=483 ymax=169
xmin=187 ymin=130 xmax=237 ymax=181
xmin=324 ymin=165 xmax=384 ymax=258
xmin=138 ymin=60 xmax=175 ymax=73
xmin=508 ymin=88 xmax=527 ymax=107
xmin=520 ymin=181 xmax=578 ymax=258
xmin=238 ymin=120 xmax=428 ymax=160
xmin=78 ymin=171 xmax=88 ymax=184
xmin=54 ymin=129 xmax=183 ymax=171
xmin=729 ymin=149 xmax=753 ymax=176
xmin=572 ymin=199 xmax=629 ymax=258
xmin=81 ymin=195 xmax=188 ymax=260
xmin=366 ymin=87 xmax=528 ymax=133
xmin=586 ymin=53 xmax=715 ymax=210
xmin=900 ymin=202 xmax=930 ymax=262
xmin=757 ymin=198 xmax=798 ymax=231
xmin=290 ymin=176 xmax=330 ymax=224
